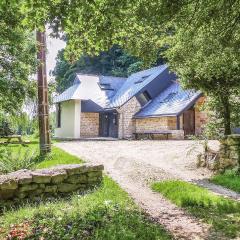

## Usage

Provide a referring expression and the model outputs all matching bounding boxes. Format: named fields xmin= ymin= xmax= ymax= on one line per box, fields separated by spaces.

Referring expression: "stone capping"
xmin=0 ymin=164 xmax=104 ymax=200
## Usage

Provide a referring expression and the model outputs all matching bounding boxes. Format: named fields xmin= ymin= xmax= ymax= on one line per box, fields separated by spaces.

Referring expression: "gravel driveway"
xmin=56 ymin=140 xmax=220 ymax=239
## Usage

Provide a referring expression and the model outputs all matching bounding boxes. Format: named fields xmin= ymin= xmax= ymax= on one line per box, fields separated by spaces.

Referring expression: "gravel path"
xmin=56 ymin=140 xmax=221 ymax=239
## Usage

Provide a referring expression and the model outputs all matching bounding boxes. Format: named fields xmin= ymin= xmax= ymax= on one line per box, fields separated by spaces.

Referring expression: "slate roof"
xmin=53 ymin=75 xmax=126 ymax=109
xmin=134 ymin=82 xmax=202 ymax=118
xmin=53 ymin=65 xmax=202 ymax=117
xmin=108 ymin=65 xmax=168 ymax=108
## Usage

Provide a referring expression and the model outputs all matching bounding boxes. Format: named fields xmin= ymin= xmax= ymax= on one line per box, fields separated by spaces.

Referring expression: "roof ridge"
xmin=130 ymin=64 xmax=167 ymax=76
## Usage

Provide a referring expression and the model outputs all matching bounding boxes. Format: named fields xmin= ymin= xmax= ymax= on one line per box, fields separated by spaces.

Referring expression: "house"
xmin=53 ymin=65 xmax=207 ymax=139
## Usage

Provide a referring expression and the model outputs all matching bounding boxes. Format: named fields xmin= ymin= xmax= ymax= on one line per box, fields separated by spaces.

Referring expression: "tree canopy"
xmin=46 ymin=0 xmax=238 ymax=135
xmin=1 ymin=0 xmax=240 ymax=134
xmin=0 ymin=1 xmax=36 ymax=116
xmin=52 ymin=45 xmax=164 ymax=93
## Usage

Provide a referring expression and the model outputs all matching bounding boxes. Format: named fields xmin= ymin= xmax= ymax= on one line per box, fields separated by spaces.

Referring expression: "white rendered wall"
xmin=55 ymin=100 xmax=81 ymax=138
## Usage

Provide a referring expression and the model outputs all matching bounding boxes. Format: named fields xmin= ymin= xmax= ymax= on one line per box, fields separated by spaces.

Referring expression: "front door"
xmin=99 ymin=112 xmax=118 ymax=138
xmin=183 ymin=108 xmax=195 ymax=136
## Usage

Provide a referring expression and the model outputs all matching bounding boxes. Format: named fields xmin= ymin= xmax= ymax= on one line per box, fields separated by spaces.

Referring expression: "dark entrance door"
xmin=183 ymin=108 xmax=195 ymax=136
xmin=99 ymin=112 xmax=118 ymax=138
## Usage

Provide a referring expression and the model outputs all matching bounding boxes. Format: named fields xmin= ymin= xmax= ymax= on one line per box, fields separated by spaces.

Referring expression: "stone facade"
xmin=0 ymin=164 xmax=103 ymax=201
xmin=77 ymin=96 xmax=207 ymax=139
xmin=135 ymin=117 xmax=169 ymax=132
xmin=117 ymin=97 xmax=141 ymax=139
xmin=135 ymin=117 xmax=184 ymax=139
xmin=80 ymin=112 xmax=99 ymax=137
xmin=218 ymin=135 xmax=240 ymax=171
xmin=195 ymin=97 xmax=208 ymax=135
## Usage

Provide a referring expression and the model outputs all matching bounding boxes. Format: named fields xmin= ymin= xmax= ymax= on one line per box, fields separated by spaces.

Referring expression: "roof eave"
xmin=133 ymin=92 xmax=203 ymax=119
xmin=176 ymin=92 xmax=203 ymax=117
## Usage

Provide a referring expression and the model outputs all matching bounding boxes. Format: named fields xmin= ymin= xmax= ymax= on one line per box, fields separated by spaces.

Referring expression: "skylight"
xmin=134 ymin=75 xmax=150 ymax=84
xmin=98 ymin=82 xmax=114 ymax=90
xmin=159 ymin=92 xmax=177 ymax=103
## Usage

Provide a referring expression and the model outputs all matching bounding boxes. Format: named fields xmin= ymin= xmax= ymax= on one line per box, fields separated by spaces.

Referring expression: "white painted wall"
xmin=55 ymin=100 xmax=81 ymax=138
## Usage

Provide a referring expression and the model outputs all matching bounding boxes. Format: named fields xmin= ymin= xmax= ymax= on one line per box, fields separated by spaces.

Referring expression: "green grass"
xmin=36 ymin=146 xmax=82 ymax=169
xmin=211 ymin=170 xmax=240 ymax=193
xmin=152 ymin=180 xmax=240 ymax=238
xmin=0 ymin=177 xmax=171 ymax=239
xmin=0 ymin=137 xmax=82 ymax=173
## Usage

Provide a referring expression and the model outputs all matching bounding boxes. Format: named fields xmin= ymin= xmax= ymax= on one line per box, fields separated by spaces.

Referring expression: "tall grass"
xmin=0 ymin=146 xmax=37 ymax=174
xmin=0 ymin=142 xmax=83 ymax=174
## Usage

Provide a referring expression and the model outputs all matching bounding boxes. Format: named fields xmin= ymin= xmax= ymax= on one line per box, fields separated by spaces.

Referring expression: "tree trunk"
xmin=36 ymin=29 xmax=51 ymax=155
xmin=220 ymin=94 xmax=231 ymax=136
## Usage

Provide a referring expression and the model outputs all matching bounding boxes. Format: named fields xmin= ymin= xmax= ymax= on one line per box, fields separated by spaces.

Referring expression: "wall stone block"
xmin=0 ymin=164 xmax=104 ymax=201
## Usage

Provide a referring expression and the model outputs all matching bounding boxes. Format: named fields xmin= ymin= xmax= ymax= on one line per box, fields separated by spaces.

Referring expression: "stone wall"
xmin=0 ymin=164 xmax=103 ymax=201
xmin=198 ymin=135 xmax=240 ymax=171
xmin=118 ymin=97 xmax=141 ymax=139
xmin=135 ymin=117 xmax=184 ymax=139
xmin=80 ymin=112 xmax=99 ymax=137
xmin=135 ymin=117 xmax=169 ymax=132
xmin=195 ymin=97 xmax=208 ymax=135
xmin=218 ymin=135 xmax=240 ymax=171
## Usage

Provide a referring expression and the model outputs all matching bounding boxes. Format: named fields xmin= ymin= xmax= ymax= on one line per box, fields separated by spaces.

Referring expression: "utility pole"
xmin=36 ymin=29 xmax=51 ymax=154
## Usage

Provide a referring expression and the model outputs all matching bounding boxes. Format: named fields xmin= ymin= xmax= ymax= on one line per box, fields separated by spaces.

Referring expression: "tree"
xmin=6 ymin=0 xmax=240 ymax=135
xmin=0 ymin=1 xmax=37 ymax=116
xmin=45 ymin=0 xmax=239 ymax=135
xmin=52 ymin=45 xmax=146 ymax=92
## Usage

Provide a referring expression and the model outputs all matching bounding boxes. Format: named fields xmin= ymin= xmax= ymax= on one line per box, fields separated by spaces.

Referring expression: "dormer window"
xmin=137 ymin=91 xmax=152 ymax=106
xmin=98 ymin=83 xmax=114 ymax=90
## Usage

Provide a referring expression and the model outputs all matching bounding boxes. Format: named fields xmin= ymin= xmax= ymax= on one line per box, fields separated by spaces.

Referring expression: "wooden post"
xmin=36 ymin=29 xmax=51 ymax=154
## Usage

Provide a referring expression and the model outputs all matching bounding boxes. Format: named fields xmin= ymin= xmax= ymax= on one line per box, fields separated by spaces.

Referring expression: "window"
xmin=56 ymin=103 xmax=61 ymax=128
xmin=137 ymin=91 xmax=152 ymax=106
xmin=98 ymin=83 xmax=114 ymax=90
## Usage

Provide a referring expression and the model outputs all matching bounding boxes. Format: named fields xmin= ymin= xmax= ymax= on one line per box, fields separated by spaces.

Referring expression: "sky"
xmin=46 ymin=30 xmax=66 ymax=80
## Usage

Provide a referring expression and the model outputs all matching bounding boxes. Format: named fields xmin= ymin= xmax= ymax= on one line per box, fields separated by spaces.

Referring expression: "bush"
xmin=0 ymin=146 xmax=37 ymax=174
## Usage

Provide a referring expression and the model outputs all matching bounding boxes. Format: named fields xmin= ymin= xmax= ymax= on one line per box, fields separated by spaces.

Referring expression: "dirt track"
xmin=56 ymin=140 xmax=221 ymax=239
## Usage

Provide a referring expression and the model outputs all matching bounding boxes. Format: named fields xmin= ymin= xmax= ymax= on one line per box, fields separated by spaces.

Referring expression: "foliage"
xmin=0 ymin=146 xmax=37 ymax=174
xmin=0 ymin=138 xmax=82 ymax=173
xmin=0 ymin=1 xmax=37 ymax=116
xmin=52 ymin=45 xmax=147 ymax=93
xmin=6 ymin=1 xmax=240 ymax=134
xmin=22 ymin=0 xmax=240 ymax=135
xmin=211 ymin=170 xmax=240 ymax=193
xmin=203 ymin=95 xmax=240 ymax=138
xmin=152 ymin=180 xmax=240 ymax=238
xmin=0 ymin=177 xmax=171 ymax=240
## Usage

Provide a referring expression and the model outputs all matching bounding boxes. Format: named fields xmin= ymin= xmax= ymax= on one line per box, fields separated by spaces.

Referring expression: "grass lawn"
xmin=211 ymin=170 xmax=240 ymax=193
xmin=0 ymin=137 xmax=82 ymax=173
xmin=0 ymin=138 xmax=171 ymax=239
xmin=0 ymin=177 xmax=171 ymax=239
xmin=152 ymin=180 xmax=240 ymax=239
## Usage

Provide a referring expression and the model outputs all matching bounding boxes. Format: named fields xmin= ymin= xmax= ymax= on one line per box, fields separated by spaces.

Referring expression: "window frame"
xmin=56 ymin=103 xmax=61 ymax=128
xmin=137 ymin=91 xmax=152 ymax=107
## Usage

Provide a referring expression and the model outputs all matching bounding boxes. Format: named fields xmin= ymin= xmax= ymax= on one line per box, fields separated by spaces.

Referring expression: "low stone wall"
xmin=218 ymin=135 xmax=240 ymax=171
xmin=0 ymin=164 xmax=104 ymax=201
xmin=197 ymin=135 xmax=240 ymax=171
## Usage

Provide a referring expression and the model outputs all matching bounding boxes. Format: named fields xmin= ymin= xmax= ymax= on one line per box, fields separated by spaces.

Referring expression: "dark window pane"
xmin=56 ymin=103 xmax=61 ymax=128
xmin=137 ymin=91 xmax=152 ymax=106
